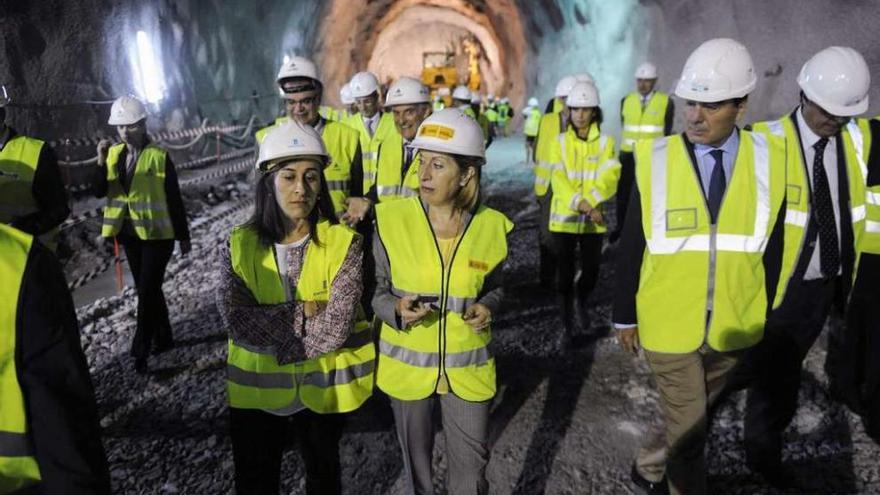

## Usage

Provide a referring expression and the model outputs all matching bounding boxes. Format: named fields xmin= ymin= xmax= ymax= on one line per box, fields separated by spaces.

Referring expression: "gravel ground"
xmin=69 ymin=137 xmax=880 ymax=494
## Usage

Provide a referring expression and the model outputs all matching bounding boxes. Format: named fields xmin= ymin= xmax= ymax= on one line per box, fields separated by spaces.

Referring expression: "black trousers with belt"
xmin=741 ymin=276 xmax=838 ymax=471
xmin=118 ymin=233 xmax=175 ymax=359
xmin=229 ymin=407 xmax=344 ymax=495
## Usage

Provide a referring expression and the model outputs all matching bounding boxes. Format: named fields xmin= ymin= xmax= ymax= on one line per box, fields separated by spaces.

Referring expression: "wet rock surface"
xmin=71 ymin=137 xmax=880 ymax=494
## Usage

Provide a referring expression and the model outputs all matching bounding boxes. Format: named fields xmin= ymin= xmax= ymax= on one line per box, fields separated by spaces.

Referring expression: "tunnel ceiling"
xmin=314 ymin=0 xmax=526 ymax=105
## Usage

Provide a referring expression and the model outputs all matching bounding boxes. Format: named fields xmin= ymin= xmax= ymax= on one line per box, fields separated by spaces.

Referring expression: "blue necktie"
xmin=707 ymin=149 xmax=726 ymax=224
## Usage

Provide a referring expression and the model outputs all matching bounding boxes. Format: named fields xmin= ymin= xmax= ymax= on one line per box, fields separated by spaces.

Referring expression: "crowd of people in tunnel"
xmin=1 ymin=30 xmax=880 ymax=495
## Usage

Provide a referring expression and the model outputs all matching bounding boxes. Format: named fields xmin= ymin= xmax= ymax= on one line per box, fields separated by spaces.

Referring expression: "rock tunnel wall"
xmin=1 ymin=0 xmax=879 ymax=144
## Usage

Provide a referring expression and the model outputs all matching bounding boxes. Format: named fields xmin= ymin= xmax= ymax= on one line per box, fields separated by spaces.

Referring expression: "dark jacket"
xmin=16 ymin=238 xmax=111 ymax=494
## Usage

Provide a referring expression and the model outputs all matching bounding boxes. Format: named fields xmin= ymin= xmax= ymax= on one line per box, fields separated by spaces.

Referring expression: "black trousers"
xmin=742 ymin=277 xmax=838 ymax=470
xmin=537 ymin=193 xmax=556 ymax=286
xmin=612 ymin=151 xmax=635 ymax=240
xmin=550 ymin=232 xmax=603 ymax=295
xmin=118 ymin=234 xmax=175 ymax=359
xmin=230 ymin=407 xmax=343 ymax=495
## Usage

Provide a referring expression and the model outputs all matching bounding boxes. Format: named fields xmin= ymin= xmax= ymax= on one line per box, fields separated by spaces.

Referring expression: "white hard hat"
xmin=528 ymin=97 xmax=538 ymax=107
xmin=635 ymin=62 xmax=658 ymax=79
xmin=500 ymin=97 xmax=509 ymax=104
xmin=675 ymin=38 xmax=756 ymax=102
xmin=411 ymin=108 xmax=485 ymax=160
xmin=797 ymin=46 xmax=870 ymax=117
xmin=487 ymin=93 xmax=495 ymax=101
xmin=470 ymin=91 xmax=481 ymax=104
xmin=349 ymin=71 xmax=380 ymax=98
xmin=340 ymin=83 xmax=355 ymax=105
xmin=276 ymin=56 xmax=320 ymax=84
xmin=385 ymin=77 xmax=430 ymax=107
xmin=452 ymin=85 xmax=471 ymax=101
xmin=438 ymin=86 xmax=451 ymax=96
xmin=256 ymin=120 xmax=329 ymax=172
xmin=108 ymin=96 xmax=147 ymax=125
xmin=566 ymin=82 xmax=600 ymax=108
xmin=575 ymin=73 xmax=594 ymax=84
xmin=554 ymin=76 xmax=577 ymax=98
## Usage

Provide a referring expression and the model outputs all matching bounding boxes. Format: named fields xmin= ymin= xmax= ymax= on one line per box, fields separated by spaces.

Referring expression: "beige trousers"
xmin=635 ymin=346 xmax=741 ymax=495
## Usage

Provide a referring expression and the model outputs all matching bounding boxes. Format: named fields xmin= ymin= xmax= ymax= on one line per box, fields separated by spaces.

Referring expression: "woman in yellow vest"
xmin=216 ymin=121 xmax=373 ymax=495
xmin=548 ymin=81 xmax=620 ymax=349
xmin=373 ymin=108 xmax=513 ymax=494
xmin=95 ymin=96 xmax=190 ymax=374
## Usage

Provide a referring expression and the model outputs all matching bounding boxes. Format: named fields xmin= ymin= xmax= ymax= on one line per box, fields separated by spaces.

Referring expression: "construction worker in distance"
xmin=432 ymin=94 xmax=446 ymax=112
xmin=743 ymin=46 xmax=875 ymax=490
xmin=548 ymin=81 xmax=620 ymax=351
xmin=496 ymin=97 xmax=512 ymax=136
xmin=256 ymin=57 xmax=369 ymax=227
xmin=0 ymin=223 xmax=111 ymax=494
xmin=346 ymin=71 xmax=396 ymax=196
xmin=613 ymin=38 xmax=787 ymax=495
xmin=484 ymin=94 xmax=499 ymax=135
xmin=372 ymin=108 xmax=513 ymax=495
xmin=522 ymin=96 xmax=542 ymax=164
xmin=369 ymin=77 xmax=431 ymax=204
xmin=338 ymin=83 xmax=357 ymax=122
xmin=95 ymin=96 xmax=191 ymax=374
xmin=613 ymin=62 xmax=674 ymax=243
xmin=217 ymin=121 xmax=373 ymax=495
xmin=533 ymin=73 xmax=593 ymax=287
xmin=470 ymin=90 xmax=483 ymax=117
xmin=453 ymin=84 xmax=491 ymax=145
xmin=0 ymin=85 xmax=70 ymax=252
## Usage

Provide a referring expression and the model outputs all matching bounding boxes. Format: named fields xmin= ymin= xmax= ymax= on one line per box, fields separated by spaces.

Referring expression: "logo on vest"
xmin=468 ymin=259 xmax=489 ymax=272
xmin=0 ymin=170 xmax=20 ymax=180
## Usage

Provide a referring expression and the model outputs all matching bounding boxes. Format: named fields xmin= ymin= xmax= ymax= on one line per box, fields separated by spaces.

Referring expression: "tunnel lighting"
xmin=134 ymin=30 xmax=165 ymax=104
xmin=283 ymin=54 xmax=291 ymax=64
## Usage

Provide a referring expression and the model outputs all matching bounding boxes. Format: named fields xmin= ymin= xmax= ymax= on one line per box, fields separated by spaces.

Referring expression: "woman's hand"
xmin=341 ymin=197 xmax=372 ymax=227
xmin=617 ymin=326 xmax=640 ymax=355
xmin=303 ymin=300 xmax=327 ymax=318
xmin=462 ymin=303 xmax=492 ymax=332
xmin=395 ymin=294 xmax=433 ymax=328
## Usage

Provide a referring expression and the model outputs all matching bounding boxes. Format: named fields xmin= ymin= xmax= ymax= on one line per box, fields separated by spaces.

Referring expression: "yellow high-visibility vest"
xmin=256 ymin=117 xmax=362 ymax=215
xmin=226 ymin=221 xmax=374 ymax=414
xmin=523 ymin=108 xmax=542 ymax=137
xmin=374 ymin=197 xmax=513 ymax=401
xmin=345 ymin=112 xmax=396 ymax=193
xmin=752 ymin=116 xmax=871 ymax=305
xmin=634 ymin=131 xmax=786 ymax=353
xmin=101 ymin=144 xmax=174 ymax=240
xmin=0 ymin=223 xmax=42 ymax=492
xmin=620 ymin=92 xmax=670 ymax=152
xmin=374 ymin=129 xmax=420 ymax=203
xmin=0 ymin=135 xmax=60 ymax=250
xmin=534 ymin=112 xmax=563 ymax=196
xmin=548 ymin=125 xmax=621 ymax=234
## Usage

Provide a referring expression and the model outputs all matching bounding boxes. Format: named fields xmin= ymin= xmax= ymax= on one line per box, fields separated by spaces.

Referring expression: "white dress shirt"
xmin=363 ymin=113 xmax=380 ymax=137
xmin=796 ymin=107 xmax=842 ymax=280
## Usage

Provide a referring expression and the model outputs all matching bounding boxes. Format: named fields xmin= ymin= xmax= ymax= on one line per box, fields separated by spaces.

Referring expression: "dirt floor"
xmin=69 ymin=136 xmax=880 ymax=494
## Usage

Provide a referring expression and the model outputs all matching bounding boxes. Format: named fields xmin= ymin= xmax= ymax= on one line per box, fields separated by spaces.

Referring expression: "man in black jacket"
xmin=0 ymin=223 xmax=110 ymax=494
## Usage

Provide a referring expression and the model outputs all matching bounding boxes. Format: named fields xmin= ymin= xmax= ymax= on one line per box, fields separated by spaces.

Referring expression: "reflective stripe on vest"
xmin=620 ymin=92 xmax=669 ymax=152
xmin=753 ymin=115 xmax=871 ymax=304
xmin=374 ymin=197 xmax=513 ymax=401
xmin=349 ymin=112 xmax=396 ymax=193
xmin=227 ymin=221 xmax=374 ymax=414
xmin=634 ymin=132 xmax=786 ymax=353
xmin=375 ymin=131 xmax=421 ymax=203
xmin=534 ymin=112 xmax=563 ymax=196
xmin=0 ymin=224 xmax=42 ymax=491
xmin=101 ymin=144 xmax=174 ymax=240
xmin=549 ymin=127 xmax=620 ymax=234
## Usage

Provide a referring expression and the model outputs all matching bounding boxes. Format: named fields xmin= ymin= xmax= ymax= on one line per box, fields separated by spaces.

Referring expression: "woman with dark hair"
xmin=216 ymin=121 xmax=374 ymax=495
xmin=548 ymin=81 xmax=620 ymax=350
xmin=372 ymin=108 xmax=513 ymax=494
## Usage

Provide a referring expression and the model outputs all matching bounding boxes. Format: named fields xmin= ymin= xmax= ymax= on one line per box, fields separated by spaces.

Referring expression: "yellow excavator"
xmin=421 ymin=35 xmax=482 ymax=106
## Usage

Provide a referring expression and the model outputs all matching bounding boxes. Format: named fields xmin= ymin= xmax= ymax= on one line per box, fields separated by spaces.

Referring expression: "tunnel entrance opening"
xmin=315 ymin=0 xmax=526 ymax=107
